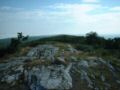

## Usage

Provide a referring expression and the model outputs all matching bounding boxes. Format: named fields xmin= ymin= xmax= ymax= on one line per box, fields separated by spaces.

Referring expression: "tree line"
xmin=0 ymin=32 xmax=120 ymax=58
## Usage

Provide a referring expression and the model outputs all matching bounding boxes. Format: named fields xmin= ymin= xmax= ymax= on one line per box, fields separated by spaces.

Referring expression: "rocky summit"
xmin=0 ymin=44 xmax=120 ymax=90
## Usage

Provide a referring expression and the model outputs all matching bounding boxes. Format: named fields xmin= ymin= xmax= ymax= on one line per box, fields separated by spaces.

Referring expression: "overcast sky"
xmin=0 ymin=0 xmax=120 ymax=38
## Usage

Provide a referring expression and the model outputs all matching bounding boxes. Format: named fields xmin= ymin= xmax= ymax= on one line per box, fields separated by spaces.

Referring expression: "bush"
xmin=75 ymin=44 xmax=94 ymax=52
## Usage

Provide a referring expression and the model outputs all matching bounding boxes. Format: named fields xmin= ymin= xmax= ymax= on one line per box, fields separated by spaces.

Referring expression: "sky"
xmin=0 ymin=0 xmax=120 ymax=38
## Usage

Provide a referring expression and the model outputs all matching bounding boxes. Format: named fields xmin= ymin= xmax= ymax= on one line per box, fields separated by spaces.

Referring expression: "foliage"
xmin=0 ymin=32 xmax=29 ymax=57
xmin=0 ymin=32 xmax=120 ymax=59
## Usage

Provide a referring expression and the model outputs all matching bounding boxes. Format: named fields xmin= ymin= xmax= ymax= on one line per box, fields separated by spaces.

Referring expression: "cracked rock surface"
xmin=0 ymin=44 xmax=120 ymax=90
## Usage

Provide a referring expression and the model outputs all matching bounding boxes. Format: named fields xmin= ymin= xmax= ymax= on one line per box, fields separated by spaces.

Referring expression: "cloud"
xmin=48 ymin=3 xmax=120 ymax=34
xmin=51 ymin=3 xmax=101 ymax=12
xmin=0 ymin=3 xmax=120 ymax=38
xmin=0 ymin=6 xmax=23 ymax=11
xmin=48 ymin=3 xmax=102 ymax=23
xmin=110 ymin=6 xmax=120 ymax=11
xmin=82 ymin=0 xmax=99 ymax=3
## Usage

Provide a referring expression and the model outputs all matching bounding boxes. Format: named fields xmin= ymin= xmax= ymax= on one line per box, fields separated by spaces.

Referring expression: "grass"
xmin=0 ymin=40 xmax=120 ymax=90
xmin=24 ymin=59 xmax=52 ymax=69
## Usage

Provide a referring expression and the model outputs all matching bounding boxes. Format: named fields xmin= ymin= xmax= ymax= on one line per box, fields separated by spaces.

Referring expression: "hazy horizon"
xmin=0 ymin=0 xmax=120 ymax=39
xmin=0 ymin=33 xmax=120 ymax=40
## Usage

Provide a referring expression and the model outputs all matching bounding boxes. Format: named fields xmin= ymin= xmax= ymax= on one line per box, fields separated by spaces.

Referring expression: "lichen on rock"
xmin=0 ymin=44 xmax=120 ymax=90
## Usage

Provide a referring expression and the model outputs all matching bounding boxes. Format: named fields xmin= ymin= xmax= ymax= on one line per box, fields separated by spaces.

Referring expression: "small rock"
xmin=57 ymin=57 xmax=66 ymax=64
xmin=70 ymin=56 xmax=77 ymax=62
xmin=79 ymin=60 xmax=89 ymax=68
xmin=101 ymin=75 xmax=105 ymax=82
xmin=67 ymin=44 xmax=77 ymax=53
xmin=3 ymin=75 xmax=16 ymax=84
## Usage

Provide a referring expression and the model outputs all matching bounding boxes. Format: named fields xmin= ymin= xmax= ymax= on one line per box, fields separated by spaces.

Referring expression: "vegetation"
xmin=0 ymin=32 xmax=120 ymax=60
xmin=0 ymin=32 xmax=28 ymax=58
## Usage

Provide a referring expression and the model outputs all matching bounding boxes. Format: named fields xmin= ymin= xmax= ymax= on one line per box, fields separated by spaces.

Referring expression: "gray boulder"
xmin=27 ymin=45 xmax=59 ymax=62
xmin=24 ymin=64 xmax=72 ymax=90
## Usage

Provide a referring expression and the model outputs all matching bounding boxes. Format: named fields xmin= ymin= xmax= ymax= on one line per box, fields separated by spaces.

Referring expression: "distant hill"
xmin=0 ymin=34 xmax=120 ymax=48
xmin=0 ymin=38 xmax=11 ymax=48
xmin=0 ymin=33 xmax=120 ymax=59
xmin=0 ymin=35 xmax=49 ymax=48
xmin=101 ymin=34 xmax=120 ymax=39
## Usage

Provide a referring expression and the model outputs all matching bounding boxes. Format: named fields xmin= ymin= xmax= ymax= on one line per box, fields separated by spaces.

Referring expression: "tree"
xmin=86 ymin=32 xmax=98 ymax=45
xmin=17 ymin=32 xmax=23 ymax=41
xmin=85 ymin=32 xmax=105 ymax=48
xmin=9 ymin=32 xmax=29 ymax=52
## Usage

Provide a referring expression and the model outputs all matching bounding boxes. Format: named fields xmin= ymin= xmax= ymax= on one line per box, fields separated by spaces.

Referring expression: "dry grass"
xmin=24 ymin=59 xmax=52 ymax=68
xmin=19 ymin=46 xmax=31 ymax=56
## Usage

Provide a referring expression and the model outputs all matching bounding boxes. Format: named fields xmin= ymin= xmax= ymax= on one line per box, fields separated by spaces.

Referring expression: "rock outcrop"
xmin=27 ymin=45 xmax=59 ymax=62
xmin=0 ymin=44 xmax=120 ymax=90
xmin=24 ymin=64 xmax=72 ymax=90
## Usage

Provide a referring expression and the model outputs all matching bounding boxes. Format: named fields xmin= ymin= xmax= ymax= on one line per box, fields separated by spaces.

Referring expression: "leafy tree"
xmin=86 ymin=32 xmax=99 ymax=45
xmin=17 ymin=32 xmax=23 ymax=41
xmin=8 ymin=32 xmax=28 ymax=53
xmin=85 ymin=32 xmax=105 ymax=48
